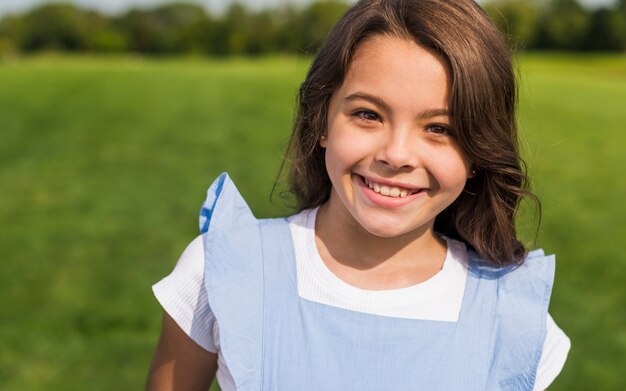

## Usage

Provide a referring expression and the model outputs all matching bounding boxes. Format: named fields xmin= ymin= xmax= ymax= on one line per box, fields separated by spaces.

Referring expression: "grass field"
xmin=0 ymin=53 xmax=624 ymax=390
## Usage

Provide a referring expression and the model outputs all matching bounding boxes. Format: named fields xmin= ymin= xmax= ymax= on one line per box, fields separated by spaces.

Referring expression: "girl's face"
xmin=322 ymin=34 xmax=472 ymax=239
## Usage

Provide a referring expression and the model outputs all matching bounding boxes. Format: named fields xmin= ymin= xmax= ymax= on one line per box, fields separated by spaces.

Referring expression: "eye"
xmin=352 ymin=109 xmax=381 ymax=123
xmin=425 ymin=124 xmax=453 ymax=136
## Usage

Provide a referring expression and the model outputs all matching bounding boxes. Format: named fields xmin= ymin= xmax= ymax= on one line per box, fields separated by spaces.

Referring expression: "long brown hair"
xmin=284 ymin=0 xmax=539 ymax=266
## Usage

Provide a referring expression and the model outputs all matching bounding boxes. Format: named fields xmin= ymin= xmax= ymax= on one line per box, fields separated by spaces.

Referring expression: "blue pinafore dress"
xmin=200 ymin=173 xmax=555 ymax=391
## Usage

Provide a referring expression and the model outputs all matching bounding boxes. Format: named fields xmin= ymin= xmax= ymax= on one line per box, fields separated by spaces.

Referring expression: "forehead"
xmin=347 ymin=34 xmax=449 ymax=84
xmin=341 ymin=34 xmax=450 ymax=108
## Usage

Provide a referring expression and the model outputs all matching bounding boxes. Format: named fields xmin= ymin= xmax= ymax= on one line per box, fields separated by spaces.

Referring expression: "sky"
xmin=0 ymin=0 xmax=618 ymax=17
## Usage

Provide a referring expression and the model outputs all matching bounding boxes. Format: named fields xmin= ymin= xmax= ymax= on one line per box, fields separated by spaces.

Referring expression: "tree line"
xmin=0 ymin=0 xmax=624 ymax=57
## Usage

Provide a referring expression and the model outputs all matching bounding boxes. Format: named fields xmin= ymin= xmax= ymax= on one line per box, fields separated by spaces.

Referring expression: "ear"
xmin=468 ymin=166 xmax=477 ymax=179
xmin=320 ymin=134 xmax=328 ymax=148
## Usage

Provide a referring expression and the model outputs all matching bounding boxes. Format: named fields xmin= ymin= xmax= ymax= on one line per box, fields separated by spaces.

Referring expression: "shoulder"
xmin=171 ymin=234 xmax=206 ymax=274
xmin=199 ymin=173 xmax=295 ymax=268
xmin=153 ymin=234 xmax=206 ymax=301
xmin=199 ymin=173 xmax=259 ymax=234
xmin=469 ymin=249 xmax=560 ymax=388
xmin=443 ymin=239 xmax=569 ymax=389
xmin=465 ymin=247 xmax=556 ymax=333
xmin=467 ymin=248 xmax=556 ymax=291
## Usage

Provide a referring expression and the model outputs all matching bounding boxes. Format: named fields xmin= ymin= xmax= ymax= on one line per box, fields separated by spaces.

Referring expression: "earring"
xmin=320 ymin=135 xmax=327 ymax=148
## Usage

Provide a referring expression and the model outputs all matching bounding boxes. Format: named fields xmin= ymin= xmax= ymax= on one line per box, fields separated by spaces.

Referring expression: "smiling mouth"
xmin=361 ymin=176 xmax=423 ymax=198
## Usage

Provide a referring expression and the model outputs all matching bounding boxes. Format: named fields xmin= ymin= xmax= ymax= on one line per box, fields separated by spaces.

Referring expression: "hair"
xmin=283 ymin=0 xmax=539 ymax=267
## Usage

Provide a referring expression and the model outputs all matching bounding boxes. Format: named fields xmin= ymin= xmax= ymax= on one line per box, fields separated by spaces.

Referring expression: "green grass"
xmin=0 ymin=53 xmax=624 ymax=389
xmin=517 ymin=53 xmax=626 ymax=390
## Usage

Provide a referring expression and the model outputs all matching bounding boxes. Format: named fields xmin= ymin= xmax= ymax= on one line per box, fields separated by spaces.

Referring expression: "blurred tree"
xmin=153 ymin=4 xmax=212 ymax=53
xmin=85 ymin=11 xmax=127 ymax=52
xmin=271 ymin=5 xmax=308 ymax=53
xmin=17 ymin=3 xmax=97 ymax=52
xmin=271 ymin=6 xmax=302 ymax=52
xmin=1 ymin=0 xmax=623 ymax=55
xmin=12 ymin=3 xmax=123 ymax=53
xmin=246 ymin=10 xmax=282 ymax=54
xmin=119 ymin=10 xmax=161 ymax=53
xmin=209 ymin=3 xmax=251 ymax=55
xmin=535 ymin=0 xmax=590 ymax=50
xmin=582 ymin=7 xmax=624 ymax=51
xmin=91 ymin=27 xmax=127 ymax=53
xmin=612 ymin=0 xmax=626 ymax=50
xmin=119 ymin=4 xmax=211 ymax=54
xmin=225 ymin=4 xmax=252 ymax=54
xmin=484 ymin=0 xmax=540 ymax=50
xmin=295 ymin=1 xmax=349 ymax=53
xmin=0 ymin=15 xmax=21 ymax=57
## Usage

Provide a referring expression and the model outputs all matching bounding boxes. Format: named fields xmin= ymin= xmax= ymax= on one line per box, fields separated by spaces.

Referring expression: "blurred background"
xmin=0 ymin=0 xmax=624 ymax=389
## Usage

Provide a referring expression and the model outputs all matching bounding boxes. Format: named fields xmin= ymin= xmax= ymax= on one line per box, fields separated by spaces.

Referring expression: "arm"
xmin=146 ymin=312 xmax=218 ymax=391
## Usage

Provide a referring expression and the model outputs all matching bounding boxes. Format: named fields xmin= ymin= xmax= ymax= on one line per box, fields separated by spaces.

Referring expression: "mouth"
xmin=359 ymin=175 xmax=424 ymax=198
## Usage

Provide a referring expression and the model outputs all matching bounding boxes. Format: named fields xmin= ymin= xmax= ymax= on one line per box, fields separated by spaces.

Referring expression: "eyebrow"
xmin=344 ymin=92 xmax=391 ymax=113
xmin=419 ymin=108 xmax=450 ymax=119
xmin=344 ymin=92 xmax=449 ymax=119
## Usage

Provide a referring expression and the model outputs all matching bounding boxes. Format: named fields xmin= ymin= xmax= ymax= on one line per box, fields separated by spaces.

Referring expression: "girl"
xmin=147 ymin=0 xmax=570 ymax=390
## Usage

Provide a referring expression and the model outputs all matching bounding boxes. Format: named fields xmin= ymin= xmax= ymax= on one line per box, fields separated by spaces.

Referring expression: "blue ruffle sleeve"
xmin=468 ymin=249 xmax=556 ymax=389
xmin=199 ymin=173 xmax=264 ymax=391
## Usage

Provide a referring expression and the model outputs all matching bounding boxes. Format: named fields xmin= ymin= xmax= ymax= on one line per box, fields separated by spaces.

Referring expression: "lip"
xmin=355 ymin=174 xmax=426 ymax=208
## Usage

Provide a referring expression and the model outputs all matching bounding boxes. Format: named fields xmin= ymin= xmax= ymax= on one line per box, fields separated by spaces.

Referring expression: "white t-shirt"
xmin=153 ymin=208 xmax=570 ymax=391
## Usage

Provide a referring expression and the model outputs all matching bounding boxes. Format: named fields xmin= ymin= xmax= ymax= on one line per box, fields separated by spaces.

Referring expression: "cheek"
xmin=325 ymin=124 xmax=369 ymax=169
xmin=325 ymin=141 xmax=358 ymax=176
xmin=428 ymin=150 xmax=470 ymax=189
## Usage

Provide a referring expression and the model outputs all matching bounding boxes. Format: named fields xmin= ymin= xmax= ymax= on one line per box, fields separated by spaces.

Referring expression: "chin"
xmin=356 ymin=216 xmax=421 ymax=239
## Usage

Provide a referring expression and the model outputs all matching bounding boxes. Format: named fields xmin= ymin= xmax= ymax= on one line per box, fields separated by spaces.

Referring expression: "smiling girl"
xmin=147 ymin=1 xmax=570 ymax=390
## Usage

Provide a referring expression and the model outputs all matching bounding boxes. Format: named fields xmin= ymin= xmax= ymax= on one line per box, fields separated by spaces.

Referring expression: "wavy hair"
xmin=283 ymin=0 xmax=539 ymax=266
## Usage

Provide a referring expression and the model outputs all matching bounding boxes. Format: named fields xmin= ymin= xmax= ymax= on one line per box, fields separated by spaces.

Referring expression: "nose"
xmin=375 ymin=126 xmax=419 ymax=170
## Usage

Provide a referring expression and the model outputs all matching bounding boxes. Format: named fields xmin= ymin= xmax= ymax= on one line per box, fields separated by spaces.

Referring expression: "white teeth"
xmin=365 ymin=177 xmax=412 ymax=198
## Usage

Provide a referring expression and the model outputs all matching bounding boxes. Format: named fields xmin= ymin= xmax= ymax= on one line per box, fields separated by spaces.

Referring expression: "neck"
xmin=314 ymin=202 xmax=447 ymax=288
